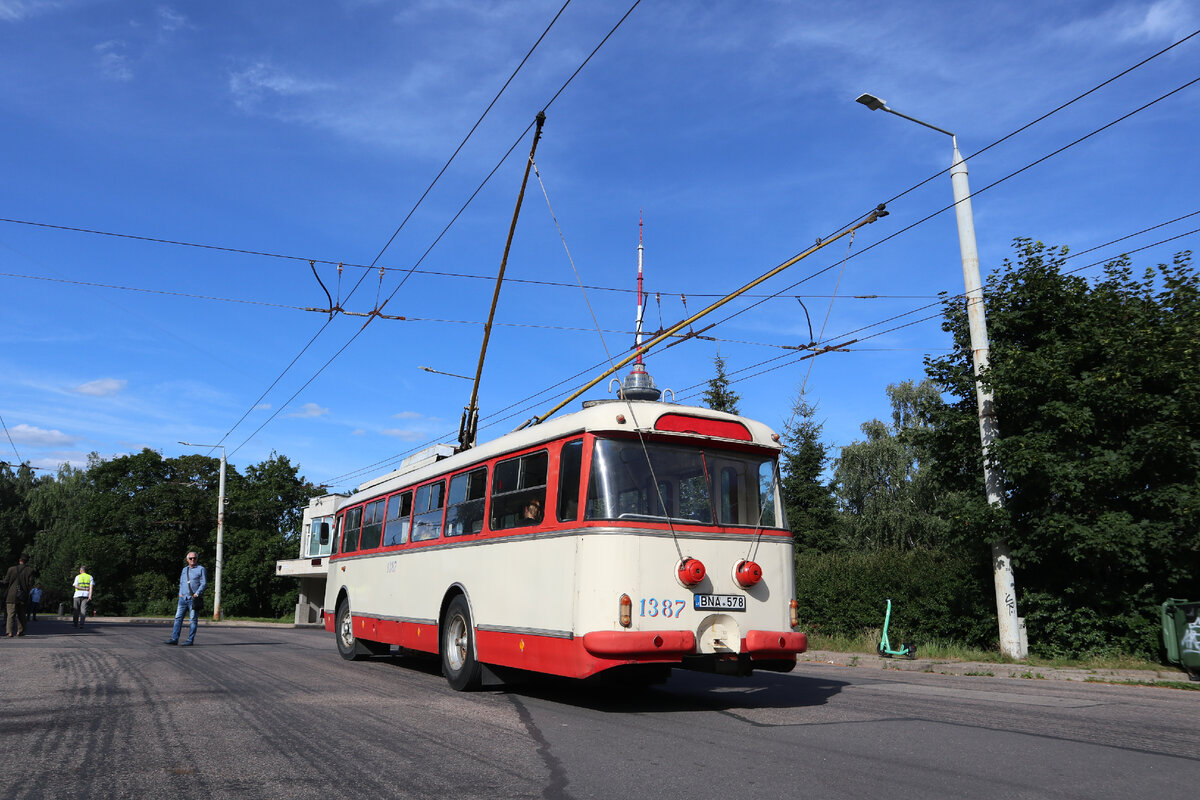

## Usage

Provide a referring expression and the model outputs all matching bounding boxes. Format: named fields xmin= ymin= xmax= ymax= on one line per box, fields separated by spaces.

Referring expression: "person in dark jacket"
xmin=4 ymin=554 xmax=35 ymax=637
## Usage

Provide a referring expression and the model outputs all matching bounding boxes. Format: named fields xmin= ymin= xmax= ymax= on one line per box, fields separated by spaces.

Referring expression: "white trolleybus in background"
xmin=320 ymin=392 xmax=807 ymax=690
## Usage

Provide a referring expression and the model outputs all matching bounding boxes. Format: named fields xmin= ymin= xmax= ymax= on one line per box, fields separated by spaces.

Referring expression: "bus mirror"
xmin=318 ymin=521 xmax=330 ymax=546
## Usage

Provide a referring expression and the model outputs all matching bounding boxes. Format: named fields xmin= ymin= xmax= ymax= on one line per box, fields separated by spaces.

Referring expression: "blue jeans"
xmin=171 ymin=595 xmax=199 ymax=644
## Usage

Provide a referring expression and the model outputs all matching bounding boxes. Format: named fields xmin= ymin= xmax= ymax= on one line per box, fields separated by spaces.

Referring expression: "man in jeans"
xmin=164 ymin=551 xmax=207 ymax=647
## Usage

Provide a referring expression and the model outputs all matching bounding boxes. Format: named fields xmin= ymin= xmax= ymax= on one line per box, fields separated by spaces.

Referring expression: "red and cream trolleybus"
xmin=322 ymin=398 xmax=806 ymax=690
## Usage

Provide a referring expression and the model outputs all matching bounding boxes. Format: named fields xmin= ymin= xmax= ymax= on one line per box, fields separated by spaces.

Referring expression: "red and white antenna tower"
xmin=616 ymin=211 xmax=662 ymax=401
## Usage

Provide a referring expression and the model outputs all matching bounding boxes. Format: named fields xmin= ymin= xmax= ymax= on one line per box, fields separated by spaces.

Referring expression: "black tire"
xmin=335 ymin=597 xmax=372 ymax=661
xmin=441 ymin=595 xmax=482 ymax=691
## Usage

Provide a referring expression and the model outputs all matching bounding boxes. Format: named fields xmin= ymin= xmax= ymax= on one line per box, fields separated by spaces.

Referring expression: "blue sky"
xmin=2 ymin=0 xmax=1197 ymax=491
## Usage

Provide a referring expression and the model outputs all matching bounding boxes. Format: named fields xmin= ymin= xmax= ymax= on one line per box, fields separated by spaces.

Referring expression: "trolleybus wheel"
xmin=336 ymin=597 xmax=371 ymax=661
xmin=441 ymin=595 xmax=482 ymax=691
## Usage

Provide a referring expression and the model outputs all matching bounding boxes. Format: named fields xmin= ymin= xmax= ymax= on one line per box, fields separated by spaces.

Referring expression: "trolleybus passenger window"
xmin=490 ymin=450 xmax=548 ymax=531
xmin=411 ymin=481 xmax=445 ymax=541
xmin=341 ymin=506 xmax=363 ymax=553
xmin=383 ymin=491 xmax=412 ymax=546
xmin=360 ymin=499 xmax=385 ymax=550
xmin=557 ymin=439 xmax=583 ymax=522
xmin=446 ymin=467 xmax=487 ymax=536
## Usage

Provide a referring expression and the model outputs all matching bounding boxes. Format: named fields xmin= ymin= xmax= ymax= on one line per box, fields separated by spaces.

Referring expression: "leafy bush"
xmin=796 ymin=547 xmax=994 ymax=649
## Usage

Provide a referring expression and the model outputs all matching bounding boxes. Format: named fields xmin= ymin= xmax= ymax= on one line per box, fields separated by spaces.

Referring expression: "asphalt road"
xmin=2 ymin=618 xmax=1197 ymax=799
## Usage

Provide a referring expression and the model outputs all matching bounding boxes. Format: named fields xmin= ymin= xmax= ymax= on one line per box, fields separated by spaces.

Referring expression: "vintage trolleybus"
xmin=322 ymin=398 xmax=807 ymax=689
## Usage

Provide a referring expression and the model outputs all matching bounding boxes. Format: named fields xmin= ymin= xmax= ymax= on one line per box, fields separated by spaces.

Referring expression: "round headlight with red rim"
xmin=677 ymin=557 xmax=706 ymax=586
xmin=734 ymin=559 xmax=763 ymax=588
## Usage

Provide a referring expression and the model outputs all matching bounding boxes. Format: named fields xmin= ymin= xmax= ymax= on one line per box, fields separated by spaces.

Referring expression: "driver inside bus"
xmin=518 ymin=498 xmax=542 ymax=526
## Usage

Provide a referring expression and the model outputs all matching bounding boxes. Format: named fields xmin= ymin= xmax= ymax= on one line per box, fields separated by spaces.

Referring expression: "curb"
xmin=798 ymin=649 xmax=1195 ymax=684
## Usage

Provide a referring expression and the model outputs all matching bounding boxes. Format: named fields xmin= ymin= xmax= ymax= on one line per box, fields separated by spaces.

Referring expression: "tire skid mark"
xmin=508 ymin=694 xmax=575 ymax=800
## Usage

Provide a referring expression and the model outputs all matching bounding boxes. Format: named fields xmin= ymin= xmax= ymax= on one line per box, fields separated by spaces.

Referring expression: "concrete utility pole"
xmin=855 ymin=93 xmax=1027 ymax=658
xmin=179 ymin=441 xmax=226 ymax=621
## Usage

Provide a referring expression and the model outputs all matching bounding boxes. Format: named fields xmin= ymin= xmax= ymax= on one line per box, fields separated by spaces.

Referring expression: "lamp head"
xmin=855 ymin=93 xmax=887 ymax=112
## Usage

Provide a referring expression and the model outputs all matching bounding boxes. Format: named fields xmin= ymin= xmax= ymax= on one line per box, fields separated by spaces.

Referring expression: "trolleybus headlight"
xmin=790 ymin=598 xmax=800 ymax=630
xmin=677 ymin=557 xmax=707 ymax=587
xmin=734 ymin=559 xmax=763 ymax=588
xmin=619 ymin=593 xmax=632 ymax=628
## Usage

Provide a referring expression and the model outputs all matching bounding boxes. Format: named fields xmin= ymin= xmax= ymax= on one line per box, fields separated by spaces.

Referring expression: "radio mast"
xmin=617 ymin=213 xmax=662 ymax=401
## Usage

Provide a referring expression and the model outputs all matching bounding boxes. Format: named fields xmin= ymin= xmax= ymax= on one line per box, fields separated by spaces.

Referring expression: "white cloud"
xmin=351 ymin=429 xmax=367 ymax=436
xmin=157 ymin=6 xmax=188 ymax=32
xmin=287 ymin=402 xmax=329 ymax=418
xmin=392 ymin=410 xmax=422 ymax=419
xmin=73 ymin=378 xmax=127 ymax=397
xmin=253 ymin=403 xmax=272 ymax=411
xmin=381 ymin=428 xmax=424 ymax=440
xmin=0 ymin=0 xmax=62 ymax=22
xmin=95 ymin=40 xmax=133 ymax=82
xmin=8 ymin=423 xmax=75 ymax=447
xmin=228 ymin=61 xmax=334 ymax=111
xmin=1055 ymin=0 xmax=1197 ymax=46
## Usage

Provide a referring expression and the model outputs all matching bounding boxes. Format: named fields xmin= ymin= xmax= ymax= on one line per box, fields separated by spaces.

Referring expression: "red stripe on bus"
xmin=653 ymin=413 xmax=752 ymax=440
xmin=581 ymin=630 xmax=697 ymax=658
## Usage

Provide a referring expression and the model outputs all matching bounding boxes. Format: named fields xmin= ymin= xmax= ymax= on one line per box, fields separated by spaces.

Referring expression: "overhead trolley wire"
xmin=224 ymin=0 xmax=644 ymax=458
xmin=320 ymin=206 xmax=1200 ymax=486
xmin=317 ymin=35 xmax=1200 ymax=486
xmin=828 ymin=27 xmax=1200 ymax=233
xmin=212 ymin=2 xmax=587 ymax=457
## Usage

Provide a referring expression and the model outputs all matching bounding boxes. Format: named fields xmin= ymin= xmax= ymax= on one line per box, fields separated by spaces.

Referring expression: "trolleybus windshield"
xmin=585 ymin=438 xmax=781 ymax=528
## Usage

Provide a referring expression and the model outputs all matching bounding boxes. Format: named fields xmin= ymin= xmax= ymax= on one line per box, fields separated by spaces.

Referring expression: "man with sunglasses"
xmin=163 ymin=551 xmax=207 ymax=647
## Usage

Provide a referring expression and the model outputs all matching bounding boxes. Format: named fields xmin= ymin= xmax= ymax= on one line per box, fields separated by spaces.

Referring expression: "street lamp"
xmin=418 ymin=366 xmax=473 ymax=380
xmin=856 ymin=93 xmax=1027 ymax=658
xmin=179 ymin=441 xmax=226 ymax=621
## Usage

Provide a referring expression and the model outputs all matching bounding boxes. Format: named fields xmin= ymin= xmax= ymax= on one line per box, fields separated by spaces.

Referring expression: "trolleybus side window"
xmin=360 ymin=498 xmax=385 ymax=550
xmin=383 ymin=490 xmax=412 ymax=546
xmin=756 ymin=460 xmax=779 ymax=528
xmin=556 ymin=439 xmax=583 ymax=522
xmin=490 ymin=450 xmax=548 ymax=530
xmin=446 ymin=467 xmax=487 ymax=537
xmin=411 ymin=481 xmax=445 ymax=542
xmin=340 ymin=505 xmax=363 ymax=553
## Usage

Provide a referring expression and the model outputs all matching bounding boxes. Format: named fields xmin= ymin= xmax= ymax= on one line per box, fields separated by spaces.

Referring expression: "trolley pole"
xmin=856 ymin=93 xmax=1027 ymax=658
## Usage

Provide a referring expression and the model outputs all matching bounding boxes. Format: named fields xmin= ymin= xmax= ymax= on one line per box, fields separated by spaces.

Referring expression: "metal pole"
xmin=856 ymin=94 xmax=1026 ymax=658
xmin=948 ymin=141 xmax=1024 ymax=658
xmin=179 ymin=441 xmax=226 ymax=622
xmin=214 ymin=448 xmax=225 ymax=622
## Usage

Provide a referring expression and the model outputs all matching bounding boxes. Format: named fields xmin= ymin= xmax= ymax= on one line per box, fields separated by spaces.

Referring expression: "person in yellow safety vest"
xmin=72 ymin=565 xmax=94 ymax=629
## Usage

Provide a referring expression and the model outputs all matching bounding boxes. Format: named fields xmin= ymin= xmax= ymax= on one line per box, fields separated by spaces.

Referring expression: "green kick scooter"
xmin=878 ymin=598 xmax=916 ymax=659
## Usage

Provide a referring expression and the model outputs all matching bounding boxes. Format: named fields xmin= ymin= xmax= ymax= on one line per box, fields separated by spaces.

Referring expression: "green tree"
xmin=701 ymin=352 xmax=741 ymax=414
xmin=225 ymin=452 xmax=322 ymax=617
xmin=27 ymin=463 xmax=95 ymax=610
xmin=0 ymin=461 xmax=45 ymax=567
xmin=923 ymin=240 xmax=1200 ymax=657
xmin=778 ymin=391 xmax=840 ymax=551
xmin=833 ymin=380 xmax=949 ymax=551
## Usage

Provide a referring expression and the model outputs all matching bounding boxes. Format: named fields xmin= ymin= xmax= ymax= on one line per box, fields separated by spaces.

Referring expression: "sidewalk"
xmin=49 ymin=613 xmax=303 ymax=629
xmin=798 ymin=649 xmax=1197 ymax=685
